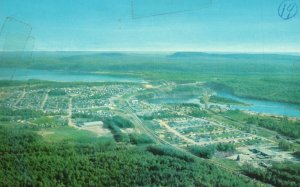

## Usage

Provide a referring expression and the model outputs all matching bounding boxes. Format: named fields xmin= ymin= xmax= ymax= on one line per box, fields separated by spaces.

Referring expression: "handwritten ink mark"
xmin=278 ymin=0 xmax=297 ymax=20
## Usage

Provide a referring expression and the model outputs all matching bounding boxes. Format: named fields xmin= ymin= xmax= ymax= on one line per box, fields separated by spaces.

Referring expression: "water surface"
xmin=0 ymin=68 xmax=145 ymax=83
xmin=148 ymin=92 xmax=300 ymax=118
xmin=217 ymin=91 xmax=300 ymax=118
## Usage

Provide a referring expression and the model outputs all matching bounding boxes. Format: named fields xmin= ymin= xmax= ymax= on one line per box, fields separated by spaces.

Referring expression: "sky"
xmin=0 ymin=0 xmax=299 ymax=52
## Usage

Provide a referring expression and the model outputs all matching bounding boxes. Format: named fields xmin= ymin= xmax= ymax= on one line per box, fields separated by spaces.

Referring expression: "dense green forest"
xmin=0 ymin=123 xmax=258 ymax=186
xmin=208 ymin=77 xmax=300 ymax=105
xmin=209 ymin=95 xmax=247 ymax=105
xmin=242 ymin=162 xmax=300 ymax=187
xmin=247 ymin=115 xmax=300 ymax=139
xmin=0 ymin=106 xmax=44 ymax=120
xmin=223 ymin=110 xmax=300 ymax=139
xmin=187 ymin=143 xmax=236 ymax=159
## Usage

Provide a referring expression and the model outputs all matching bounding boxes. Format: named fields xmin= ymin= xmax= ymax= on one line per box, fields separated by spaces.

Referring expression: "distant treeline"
xmin=247 ymin=116 xmax=300 ymax=139
xmin=209 ymin=76 xmax=300 ymax=105
xmin=188 ymin=143 xmax=236 ymax=159
xmin=1 ymin=52 xmax=299 ymax=75
xmin=224 ymin=110 xmax=300 ymax=139
xmin=48 ymin=89 xmax=67 ymax=96
xmin=0 ymin=106 xmax=43 ymax=120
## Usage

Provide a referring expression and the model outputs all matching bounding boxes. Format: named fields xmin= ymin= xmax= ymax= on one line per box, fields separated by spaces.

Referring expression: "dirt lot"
xmin=79 ymin=121 xmax=112 ymax=136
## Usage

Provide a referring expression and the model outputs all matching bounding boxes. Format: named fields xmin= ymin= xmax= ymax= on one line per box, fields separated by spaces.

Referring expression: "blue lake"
xmin=148 ymin=92 xmax=300 ymax=118
xmin=2 ymin=68 xmax=299 ymax=118
xmin=217 ymin=92 xmax=300 ymax=118
xmin=0 ymin=68 xmax=146 ymax=83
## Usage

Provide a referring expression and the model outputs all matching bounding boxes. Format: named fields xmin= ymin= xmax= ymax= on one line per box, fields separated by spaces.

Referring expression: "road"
xmin=40 ymin=90 xmax=49 ymax=110
xmin=159 ymin=120 xmax=196 ymax=144
xmin=116 ymin=89 xmax=269 ymax=186
xmin=68 ymin=97 xmax=76 ymax=128
xmin=14 ymin=89 xmax=26 ymax=107
xmin=122 ymin=103 xmax=163 ymax=144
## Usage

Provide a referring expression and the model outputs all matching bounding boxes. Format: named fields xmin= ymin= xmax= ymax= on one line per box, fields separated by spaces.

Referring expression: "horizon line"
xmin=0 ymin=50 xmax=300 ymax=54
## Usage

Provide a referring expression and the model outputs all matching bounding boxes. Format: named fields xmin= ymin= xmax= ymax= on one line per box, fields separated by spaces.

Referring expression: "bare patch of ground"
xmin=38 ymin=130 xmax=55 ymax=137
xmin=79 ymin=121 xmax=112 ymax=136
xmin=143 ymin=84 xmax=155 ymax=89
xmin=121 ymin=128 xmax=135 ymax=134
xmin=0 ymin=91 xmax=8 ymax=100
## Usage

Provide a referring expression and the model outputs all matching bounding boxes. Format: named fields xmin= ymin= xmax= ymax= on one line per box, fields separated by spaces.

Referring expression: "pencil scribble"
xmin=131 ymin=0 xmax=212 ymax=19
xmin=0 ymin=17 xmax=34 ymax=80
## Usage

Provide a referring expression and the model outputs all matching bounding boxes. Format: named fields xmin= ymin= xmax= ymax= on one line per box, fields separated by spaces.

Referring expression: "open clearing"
xmin=38 ymin=127 xmax=98 ymax=143
xmin=79 ymin=121 xmax=112 ymax=136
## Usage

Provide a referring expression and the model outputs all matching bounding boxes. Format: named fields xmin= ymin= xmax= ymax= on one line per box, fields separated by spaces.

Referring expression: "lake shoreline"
xmin=0 ymin=68 xmax=146 ymax=83
xmin=217 ymin=91 xmax=300 ymax=118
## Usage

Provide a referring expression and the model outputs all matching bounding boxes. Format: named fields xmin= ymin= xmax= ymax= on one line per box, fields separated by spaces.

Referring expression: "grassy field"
xmin=38 ymin=126 xmax=99 ymax=143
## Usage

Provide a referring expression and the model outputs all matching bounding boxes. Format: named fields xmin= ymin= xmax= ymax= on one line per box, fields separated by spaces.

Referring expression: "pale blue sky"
xmin=0 ymin=0 xmax=299 ymax=52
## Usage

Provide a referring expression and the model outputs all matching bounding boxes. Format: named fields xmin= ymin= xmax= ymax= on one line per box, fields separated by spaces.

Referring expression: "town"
xmin=1 ymin=80 xmax=298 ymax=172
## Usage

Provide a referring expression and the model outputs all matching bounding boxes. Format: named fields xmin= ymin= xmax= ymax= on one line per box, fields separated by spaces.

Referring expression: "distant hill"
xmin=1 ymin=51 xmax=300 ymax=75
xmin=168 ymin=52 xmax=299 ymax=61
xmin=168 ymin=52 xmax=213 ymax=58
xmin=60 ymin=52 xmax=126 ymax=60
xmin=96 ymin=52 xmax=126 ymax=57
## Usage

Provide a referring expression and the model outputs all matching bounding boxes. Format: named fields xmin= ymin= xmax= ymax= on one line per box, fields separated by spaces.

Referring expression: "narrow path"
xmin=174 ymin=124 xmax=211 ymax=129
xmin=123 ymin=104 xmax=161 ymax=144
xmin=68 ymin=97 xmax=76 ymax=128
xmin=40 ymin=90 xmax=49 ymax=110
xmin=159 ymin=120 xmax=196 ymax=144
xmin=184 ymin=129 xmax=235 ymax=136
xmin=14 ymin=89 xmax=26 ymax=107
